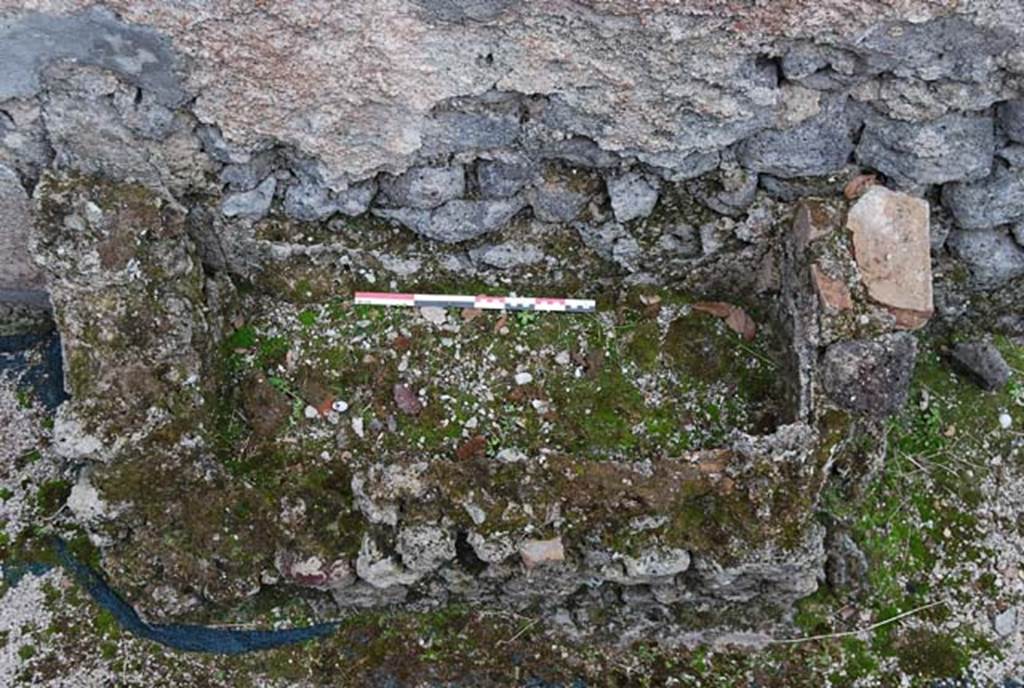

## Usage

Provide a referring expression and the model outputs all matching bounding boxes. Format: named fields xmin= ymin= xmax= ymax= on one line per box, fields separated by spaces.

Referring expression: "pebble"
xmin=994 ymin=608 xmax=1017 ymax=637
xmin=332 ymin=400 xmax=349 ymax=413
xmin=554 ymin=350 xmax=571 ymax=366
xmin=352 ymin=416 xmax=365 ymax=438
xmin=999 ymin=412 xmax=1012 ymax=429
xmin=464 ymin=417 xmax=479 ymax=430
xmin=304 ymin=405 xmax=319 ymax=420
xmin=420 ymin=306 xmax=447 ymax=325
xmin=514 ymin=372 xmax=534 ymax=386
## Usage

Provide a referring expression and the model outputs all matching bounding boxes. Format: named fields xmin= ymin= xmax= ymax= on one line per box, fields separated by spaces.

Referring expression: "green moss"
xmin=224 ymin=325 xmax=256 ymax=350
xmin=17 ymin=644 xmax=35 ymax=661
xmin=35 ymin=480 xmax=71 ymax=517
xmin=893 ymin=629 xmax=966 ymax=678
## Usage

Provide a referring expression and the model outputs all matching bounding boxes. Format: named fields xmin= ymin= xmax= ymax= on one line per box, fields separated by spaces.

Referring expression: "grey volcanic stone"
xmin=285 ymin=179 xmax=377 ymax=221
xmin=577 ymin=222 xmax=641 ymax=271
xmin=196 ymin=125 xmax=251 ymax=165
xmin=222 ymin=176 xmax=276 ymax=219
xmin=396 ymin=525 xmax=456 ymax=573
xmin=999 ymin=144 xmax=1024 ymax=168
xmin=220 ymin=151 xmax=277 ymax=191
xmin=477 ymin=160 xmax=535 ymax=198
xmin=1013 ymin=223 xmax=1024 ymax=247
xmin=379 ymin=165 xmax=466 ymax=209
xmin=0 ymin=163 xmax=41 ymax=292
xmin=469 ymin=243 xmax=545 ymax=269
xmin=947 ymin=229 xmax=1024 ymax=289
xmin=607 ymin=172 xmax=659 ymax=223
xmin=531 ymin=136 xmax=621 ymax=169
xmin=527 ymin=179 xmax=589 ymax=223
xmin=858 ymin=16 xmax=1011 ymax=84
xmin=689 ymin=154 xmax=759 ymax=217
xmin=950 ymin=341 xmax=1011 ymax=391
xmin=0 ymin=7 xmax=185 ymax=106
xmin=822 ymin=333 xmax=918 ymax=417
xmin=0 ymin=100 xmax=52 ymax=183
xmin=998 ymin=100 xmax=1024 ymax=144
xmin=856 ymin=113 xmax=993 ymax=187
xmin=40 ymin=63 xmax=210 ymax=195
xmin=422 ymin=110 xmax=520 ymax=156
xmin=941 ymin=163 xmax=1024 ymax=230
xmin=375 ymin=196 xmax=526 ymax=243
xmin=737 ymin=96 xmax=853 ymax=178
xmin=643 ymin=150 xmax=721 ymax=182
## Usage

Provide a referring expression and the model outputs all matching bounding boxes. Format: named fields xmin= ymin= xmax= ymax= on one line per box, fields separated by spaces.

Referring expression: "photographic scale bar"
xmin=354 ymin=291 xmax=597 ymax=313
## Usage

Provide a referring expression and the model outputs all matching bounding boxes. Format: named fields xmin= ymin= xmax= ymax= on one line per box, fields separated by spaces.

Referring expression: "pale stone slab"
xmin=519 ymin=537 xmax=565 ymax=569
xmin=847 ymin=186 xmax=932 ymax=330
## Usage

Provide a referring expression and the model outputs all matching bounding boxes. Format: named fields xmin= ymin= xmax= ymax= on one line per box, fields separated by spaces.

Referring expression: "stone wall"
xmin=2 ymin=0 xmax=1023 ymax=642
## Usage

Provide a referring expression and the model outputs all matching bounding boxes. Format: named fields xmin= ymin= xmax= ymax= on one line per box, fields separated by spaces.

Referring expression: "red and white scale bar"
xmin=354 ymin=291 xmax=596 ymax=313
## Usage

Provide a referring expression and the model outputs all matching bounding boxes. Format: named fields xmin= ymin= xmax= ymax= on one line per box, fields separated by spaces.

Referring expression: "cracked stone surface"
xmin=2 ymin=1 xmax=1024 ymax=685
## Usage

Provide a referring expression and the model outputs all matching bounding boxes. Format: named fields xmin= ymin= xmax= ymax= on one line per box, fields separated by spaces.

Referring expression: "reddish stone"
xmin=847 ymin=187 xmax=932 ymax=330
xmin=456 ymin=435 xmax=487 ymax=461
xmin=810 ymin=264 xmax=853 ymax=312
xmin=393 ymin=383 xmax=422 ymax=416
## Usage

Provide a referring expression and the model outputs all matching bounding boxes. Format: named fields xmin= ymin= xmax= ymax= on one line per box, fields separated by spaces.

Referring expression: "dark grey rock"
xmin=758 ymin=174 xmax=846 ymax=202
xmin=822 ymin=333 xmax=918 ymax=417
xmin=929 ymin=211 xmax=954 ymax=251
xmin=422 ymin=110 xmax=520 ymax=157
xmin=0 ymin=163 xmax=41 ymax=291
xmin=285 ymin=179 xmax=377 ymax=221
xmin=950 ymin=341 xmax=1011 ymax=391
xmin=825 ymin=531 xmax=868 ymax=593
xmin=39 ymin=64 xmax=209 ymax=194
xmin=335 ymin=181 xmax=378 ymax=217
xmin=222 ymin=176 xmax=276 ymax=220
xmin=220 ymin=151 xmax=278 ymax=191
xmin=998 ymin=144 xmax=1024 ymax=168
xmin=689 ymin=156 xmax=758 ymax=217
xmin=468 ymin=242 xmax=545 ymax=269
xmin=111 ymin=89 xmax=177 ymax=141
xmin=737 ymin=96 xmax=853 ymax=178
xmin=858 ymin=17 xmax=1011 ymax=84
xmin=997 ymin=100 xmax=1024 ymax=144
xmin=856 ymin=112 xmax=994 ymax=187
xmin=947 ymin=229 xmax=1024 ymax=289
xmin=643 ymin=150 xmax=720 ymax=182
xmin=658 ymin=224 xmax=702 ymax=258
xmin=532 ymin=136 xmax=621 ymax=168
xmin=527 ymin=179 xmax=589 ymax=223
xmin=576 ymin=222 xmax=641 ymax=271
xmin=0 ymin=102 xmax=52 ymax=183
xmin=1012 ymin=222 xmax=1024 ymax=248
xmin=606 ymin=171 xmax=659 ymax=223
xmin=780 ymin=44 xmax=861 ymax=91
xmin=196 ymin=125 xmax=251 ymax=165
xmin=378 ymin=164 xmax=465 ymax=209
xmin=941 ymin=163 xmax=1024 ymax=230
xmin=0 ymin=7 xmax=185 ymax=106
xmin=374 ymin=196 xmax=525 ymax=243
xmin=476 ymin=160 xmax=535 ymax=199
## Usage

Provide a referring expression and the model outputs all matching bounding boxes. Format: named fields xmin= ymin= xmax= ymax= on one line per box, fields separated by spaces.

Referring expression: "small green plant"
xmin=515 ymin=310 xmax=538 ymax=327
xmin=15 ymin=387 xmax=32 ymax=409
xmin=1009 ymin=379 xmax=1024 ymax=407
xmin=297 ymin=308 xmax=319 ymax=327
xmin=224 ymin=325 xmax=257 ymax=350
